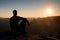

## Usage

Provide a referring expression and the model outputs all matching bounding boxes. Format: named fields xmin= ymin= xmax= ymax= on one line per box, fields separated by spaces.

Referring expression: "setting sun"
xmin=44 ymin=8 xmax=54 ymax=17
xmin=47 ymin=8 xmax=53 ymax=14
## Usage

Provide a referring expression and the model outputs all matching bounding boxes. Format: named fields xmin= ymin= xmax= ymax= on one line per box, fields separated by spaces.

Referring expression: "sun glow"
xmin=45 ymin=8 xmax=53 ymax=17
xmin=40 ymin=7 xmax=54 ymax=18
xmin=47 ymin=8 xmax=53 ymax=14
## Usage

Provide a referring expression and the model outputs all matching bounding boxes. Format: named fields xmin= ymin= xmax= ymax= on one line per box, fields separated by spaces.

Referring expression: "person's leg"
xmin=13 ymin=30 xmax=19 ymax=40
xmin=21 ymin=26 xmax=27 ymax=37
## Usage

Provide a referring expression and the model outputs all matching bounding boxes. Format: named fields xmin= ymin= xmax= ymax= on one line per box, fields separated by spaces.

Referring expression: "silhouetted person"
xmin=10 ymin=10 xmax=30 ymax=39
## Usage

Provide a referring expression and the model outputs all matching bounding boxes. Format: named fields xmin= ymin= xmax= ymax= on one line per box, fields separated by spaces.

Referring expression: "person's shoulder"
xmin=9 ymin=16 xmax=14 ymax=21
xmin=17 ymin=16 xmax=23 ymax=18
xmin=17 ymin=16 xmax=27 ymax=19
xmin=23 ymin=17 xmax=27 ymax=20
xmin=10 ymin=16 xmax=13 ymax=19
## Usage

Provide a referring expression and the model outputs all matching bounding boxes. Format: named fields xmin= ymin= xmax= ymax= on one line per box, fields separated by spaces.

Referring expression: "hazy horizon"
xmin=0 ymin=0 xmax=60 ymax=18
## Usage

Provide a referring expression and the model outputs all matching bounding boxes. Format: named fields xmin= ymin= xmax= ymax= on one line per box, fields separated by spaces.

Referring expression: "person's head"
xmin=13 ymin=10 xmax=17 ymax=16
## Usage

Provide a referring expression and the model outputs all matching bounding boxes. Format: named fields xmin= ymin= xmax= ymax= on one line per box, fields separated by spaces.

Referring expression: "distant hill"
xmin=28 ymin=16 xmax=60 ymax=34
xmin=0 ymin=16 xmax=60 ymax=34
xmin=0 ymin=18 xmax=33 ymax=32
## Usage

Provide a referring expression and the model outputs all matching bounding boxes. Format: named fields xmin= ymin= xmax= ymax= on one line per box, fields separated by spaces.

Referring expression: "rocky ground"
xmin=0 ymin=32 xmax=60 ymax=40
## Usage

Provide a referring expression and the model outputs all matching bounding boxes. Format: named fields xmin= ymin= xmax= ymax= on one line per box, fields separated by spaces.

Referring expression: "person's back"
xmin=10 ymin=10 xmax=30 ymax=38
xmin=10 ymin=16 xmax=22 ymax=32
xmin=10 ymin=10 xmax=25 ymax=40
xmin=10 ymin=10 xmax=21 ymax=32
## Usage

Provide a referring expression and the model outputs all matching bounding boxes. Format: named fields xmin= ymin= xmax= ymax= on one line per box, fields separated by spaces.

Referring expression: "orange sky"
xmin=0 ymin=0 xmax=60 ymax=18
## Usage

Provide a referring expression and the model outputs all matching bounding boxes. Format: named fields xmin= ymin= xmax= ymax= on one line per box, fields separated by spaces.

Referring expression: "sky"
xmin=0 ymin=0 xmax=60 ymax=18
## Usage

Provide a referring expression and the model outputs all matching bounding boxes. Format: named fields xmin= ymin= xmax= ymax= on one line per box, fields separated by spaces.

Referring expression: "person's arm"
xmin=18 ymin=16 xmax=30 ymax=25
xmin=24 ymin=18 xmax=30 ymax=26
xmin=17 ymin=16 xmax=24 ymax=20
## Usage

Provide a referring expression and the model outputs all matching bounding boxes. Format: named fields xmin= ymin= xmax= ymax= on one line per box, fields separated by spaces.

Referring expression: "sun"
xmin=43 ymin=8 xmax=53 ymax=17
xmin=39 ymin=7 xmax=54 ymax=18
xmin=47 ymin=8 xmax=53 ymax=14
